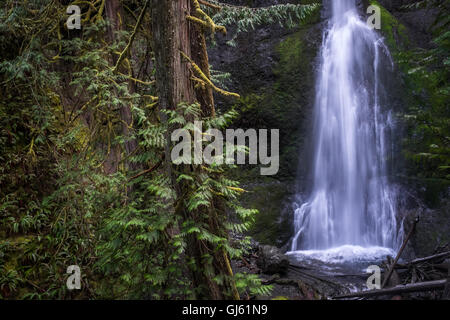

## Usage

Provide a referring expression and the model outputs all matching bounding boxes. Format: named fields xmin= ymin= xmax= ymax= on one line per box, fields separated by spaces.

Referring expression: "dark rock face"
xmin=411 ymin=195 xmax=450 ymax=257
xmin=257 ymin=245 xmax=290 ymax=274
xmin=371 ymin=1 xmax=449 ymax=258
xmin=239 ymin=181 xmax=297 ymax=247
xmin=208 ymin=0 xmax=324 ymax=247
xmin=378 ymin=0 xmax=440 ymax=49
xmin=209 ymin=1 xmax=323 ymax=179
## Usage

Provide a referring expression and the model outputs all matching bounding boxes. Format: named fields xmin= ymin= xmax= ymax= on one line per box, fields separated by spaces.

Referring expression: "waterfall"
xmin=290 ymin=0 xmax=401 ymax=254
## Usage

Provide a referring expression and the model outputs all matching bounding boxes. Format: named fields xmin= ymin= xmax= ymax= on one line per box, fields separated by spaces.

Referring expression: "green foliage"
xmin=96 ymin=173 xmax=182 ymax=299
xmin=372 ymin=1 xmax=449 ymax=181
xmin=212 ymin=2 xmax=321 ymax=32
xmin=392 ymin=2 xmax=450 ymax=180
xmin=0 ymin=0 xmax=159 ymax=299
xmin=165 ymin=103 xmax=269 ymax=298
xmin=400 ymin=0 xmax=448 ymax=12
xmin=210 ymin=68 xmax=232 ymax=90
xmin=234 ymin=273 xmax=273 ymax=297
xmin=210 ymin=2 xmax=321 ymax=45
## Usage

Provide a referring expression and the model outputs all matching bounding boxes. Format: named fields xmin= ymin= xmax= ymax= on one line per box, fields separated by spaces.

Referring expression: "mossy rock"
xmin=240 ymin=181 xmax=294 ymax=246
xmin=231 ymin=21 xmax=321 ymax=179
xmin=412 ymin=196 xmax=450 ymax=257
xmin=369 ymin=0 xmax=410 ymax=51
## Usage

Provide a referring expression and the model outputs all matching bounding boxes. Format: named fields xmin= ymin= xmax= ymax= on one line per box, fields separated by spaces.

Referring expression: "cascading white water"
xmin=290 ymin=0 xmax=401 ymax=257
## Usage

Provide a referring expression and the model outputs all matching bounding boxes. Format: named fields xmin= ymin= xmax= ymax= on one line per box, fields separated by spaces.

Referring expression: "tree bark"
xmin=150 ymin=0 xmax=238 ymax=299
xmin=104 ymin=0 xmax=139 ymax=173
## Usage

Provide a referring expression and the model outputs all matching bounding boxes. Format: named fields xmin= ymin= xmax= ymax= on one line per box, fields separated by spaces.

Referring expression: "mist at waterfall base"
xmin=287 ymin=0 xmax=403 ymax=267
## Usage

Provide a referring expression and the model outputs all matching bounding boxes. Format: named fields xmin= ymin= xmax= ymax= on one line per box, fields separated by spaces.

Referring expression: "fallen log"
xmin=393 ymin=251 xmax=450 ymax=269
xmin=433 ymin=259 xmax=450 ymax=273
xmin=288 ymin=265 xmax=343 ymax=288
xmin=333 ymin=279 xmax=447 ymax=299
xmin=288 ymin=263 xmax=314 ymax=271
xmin=334 ymin=273 xmax=374 ymax=278
xmin=408 ymin=251 xmax=450 ymax=265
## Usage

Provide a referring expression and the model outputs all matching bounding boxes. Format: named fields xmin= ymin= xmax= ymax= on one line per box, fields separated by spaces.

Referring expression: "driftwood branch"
xmin=408 ymin=251 xmax=450 ymax=265
xmin=393 ymin=251 xmax=450 ymax=270
xmin=382 ymin=216 xmax=419 ymax=288
xmin=334 ymin=279 xmax=448 ymax=299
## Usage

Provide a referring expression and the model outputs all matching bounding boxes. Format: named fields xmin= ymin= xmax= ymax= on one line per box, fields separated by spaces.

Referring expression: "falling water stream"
xmin=288 ymin=0 xmax=402 ymax=266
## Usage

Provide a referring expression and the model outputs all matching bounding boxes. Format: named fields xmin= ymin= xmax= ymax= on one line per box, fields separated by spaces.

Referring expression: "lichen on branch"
xmin=187 ymin=0 xmax=226 ymax=35
xmin=180 ymin=51 xmax=240 ymax=99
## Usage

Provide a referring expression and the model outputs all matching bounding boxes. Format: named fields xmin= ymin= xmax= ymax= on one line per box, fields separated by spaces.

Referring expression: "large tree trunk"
xmin=150 ymin=0 xmax=238 ymax=299
xmin=104 ymin=0 xmax=139 ymax=174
